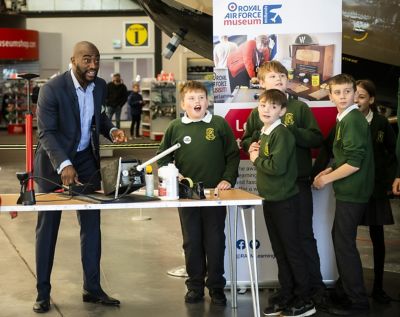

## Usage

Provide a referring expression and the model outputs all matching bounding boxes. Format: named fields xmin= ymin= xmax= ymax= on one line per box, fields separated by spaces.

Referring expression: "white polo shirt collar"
xmin=261 ymin=119 xmax=282 ymax=136
xmin=337 ymin=104 xmax=359 ymax=122
xmin=181 ymin=111 xmax=212 ymax=124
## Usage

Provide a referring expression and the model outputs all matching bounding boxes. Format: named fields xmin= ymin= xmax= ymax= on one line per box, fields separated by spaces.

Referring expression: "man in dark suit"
xmin=33 ymin=41 xmax=126 ymax=313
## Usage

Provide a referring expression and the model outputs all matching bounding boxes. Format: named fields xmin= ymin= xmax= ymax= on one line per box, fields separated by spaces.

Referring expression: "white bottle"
xmin=158 ymin=163 xmax=179 ymax=200
xmin=145 ymin=165 xmax=154 ymax=197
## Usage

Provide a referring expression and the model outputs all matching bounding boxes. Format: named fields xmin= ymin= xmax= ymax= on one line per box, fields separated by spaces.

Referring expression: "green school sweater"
xmin=241 ymin=98 xmax=322 ymax=179
xmin=312 ymin=112 xmax=396 ymax=199
xmin=254 ymin=124 xmax=298 ymax=201
xmin=157 ymin=115 xmax=240 ymax=188
xmin=332 ymin=109 xmax=374 ymax=203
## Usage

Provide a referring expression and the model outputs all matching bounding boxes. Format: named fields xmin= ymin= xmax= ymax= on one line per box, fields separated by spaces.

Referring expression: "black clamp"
xmin=179 ymin=178 xmax=206 ymax=200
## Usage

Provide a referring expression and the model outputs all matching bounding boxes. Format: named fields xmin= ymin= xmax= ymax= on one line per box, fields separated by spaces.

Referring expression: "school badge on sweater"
xmin=205 ymin=128 xmax=216 ymax=141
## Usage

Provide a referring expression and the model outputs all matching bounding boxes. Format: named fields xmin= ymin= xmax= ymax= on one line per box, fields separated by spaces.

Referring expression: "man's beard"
xmin=76 ymin=65 xmax=97 ymax=83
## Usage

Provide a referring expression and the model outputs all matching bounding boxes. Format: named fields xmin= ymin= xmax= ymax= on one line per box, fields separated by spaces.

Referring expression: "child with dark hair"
xmin=250 ymin=89 xmax=315 ymax=317
xmin=355 ymin=79 xmax=396 ymax=303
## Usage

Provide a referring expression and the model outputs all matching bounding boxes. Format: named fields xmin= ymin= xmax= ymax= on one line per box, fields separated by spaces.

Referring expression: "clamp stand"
xmin=16 ymin=73 xmax=39 ymax=205
xmin=131 ymin=208 xmax=152 ymax=221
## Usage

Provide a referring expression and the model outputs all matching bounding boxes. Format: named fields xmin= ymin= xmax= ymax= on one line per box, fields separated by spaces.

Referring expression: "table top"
xmin=287 ymin=80 xmax=330 ymax=101
xmin=0 ymin=189 xmax=263 ymax=212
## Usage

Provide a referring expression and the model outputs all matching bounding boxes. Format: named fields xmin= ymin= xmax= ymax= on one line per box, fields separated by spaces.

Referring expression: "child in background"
xmin=127 ymin=82 xmax=143 ymax=139
xmin=313 ymin=74 xmax=374 ymax=315
xmin=355 ymin=79 xmax=396 ymax=303
xmin=157 ymin=81 xmax=240 ymax=306
xmin=249 ymin=89 xmax=315 ymax=317
xmin=242 ymin=61 xmax=325 ymax=305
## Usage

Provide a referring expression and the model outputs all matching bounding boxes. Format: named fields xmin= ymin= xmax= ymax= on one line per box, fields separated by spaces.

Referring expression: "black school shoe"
xmin=184 ymin=289 xmax=204 ymax=303
xmin=263 ymin=296 xmax=294 ymax=316
xmin=281 ymin=299 xmax=316 ymax=317
xmin=209 ymin=288 xmax=227 ymax=306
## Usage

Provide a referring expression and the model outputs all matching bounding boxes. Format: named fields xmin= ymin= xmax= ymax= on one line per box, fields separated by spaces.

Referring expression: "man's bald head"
xmin=72 ymin=41 xmax=99 ymax=58
xmin=70 ymin=41 xmax=100 ymax=88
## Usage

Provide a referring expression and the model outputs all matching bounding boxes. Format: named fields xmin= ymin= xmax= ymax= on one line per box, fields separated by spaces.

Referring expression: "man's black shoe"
xmin=184 ymin=289 xmax=204 ymax=303
xmin=281 ymin=299 xmax=316 ymax=317
xmin=82 ymin=289 xmax=120 ymax=306
xmin=33 ymin=299 xmax=50 ymax=313
xmin=209 ymin=288 xmax=227 ymax=306
xmin=327 ymin=302 xmax=369 ymax=316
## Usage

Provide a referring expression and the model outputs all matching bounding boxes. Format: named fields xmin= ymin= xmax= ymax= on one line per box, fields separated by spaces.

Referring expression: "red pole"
xmin=25 ymin=112 xmax=34 ymax=192
xmin=16 ymin=73 xmax=38 ymax=205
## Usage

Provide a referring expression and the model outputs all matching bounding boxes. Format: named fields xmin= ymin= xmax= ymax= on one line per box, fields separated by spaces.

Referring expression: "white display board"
xmin=215 ymin=0 xmax=342 ymax=286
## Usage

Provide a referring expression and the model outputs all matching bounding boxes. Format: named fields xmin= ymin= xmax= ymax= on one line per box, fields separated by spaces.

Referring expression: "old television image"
xmin=291 ymin=44 xmax=334 ymax=81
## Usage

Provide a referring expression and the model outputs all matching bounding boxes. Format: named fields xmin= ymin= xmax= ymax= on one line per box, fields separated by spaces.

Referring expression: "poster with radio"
xmin=214 ymin=0 xmax=341 ymax=286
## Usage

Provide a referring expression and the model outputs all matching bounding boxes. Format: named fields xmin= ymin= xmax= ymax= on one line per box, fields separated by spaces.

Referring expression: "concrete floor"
xmin=0 ymin=131 xmax=399 ymax=317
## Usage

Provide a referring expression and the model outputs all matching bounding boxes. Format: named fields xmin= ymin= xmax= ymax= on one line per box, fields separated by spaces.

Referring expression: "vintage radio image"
xmin=291 ymin=44 xmax=334 ymax=82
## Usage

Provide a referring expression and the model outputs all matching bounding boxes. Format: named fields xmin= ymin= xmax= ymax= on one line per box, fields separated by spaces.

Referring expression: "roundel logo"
xmin=236 ymin=239 xmax=246 ymax=250
xmin=228 ymin=2 xmax=237 ymax=11
xmin=183 ymin=136 xmax=191 ymax=144
xmin=249 ymin=239 xmax=260 ymax=249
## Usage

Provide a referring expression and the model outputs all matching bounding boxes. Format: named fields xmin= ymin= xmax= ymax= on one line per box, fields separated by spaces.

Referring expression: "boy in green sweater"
xmin=250 ymin=89 xmax=315 ymax=317
xmin=242 ymin=61 xmax=325 ymax=305
xmin=313 ymin=74 xmax=374 ymax=315
xmin=157 ymin=81 xmax=240 ymax=306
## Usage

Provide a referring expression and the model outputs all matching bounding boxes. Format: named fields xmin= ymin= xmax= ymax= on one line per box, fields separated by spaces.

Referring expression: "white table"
xmin=0 ymin=189 xmax=263 ymax=317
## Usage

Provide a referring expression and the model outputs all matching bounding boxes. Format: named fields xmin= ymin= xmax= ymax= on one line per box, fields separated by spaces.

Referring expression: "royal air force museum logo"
xmin=224 ymin=2 xmax=282 ymax=26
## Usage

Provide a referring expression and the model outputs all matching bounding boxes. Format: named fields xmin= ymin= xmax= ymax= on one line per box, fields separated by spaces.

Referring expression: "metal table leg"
xmin=240 ymin=206 xmax=260 ymax=317
xmin=251 ymin=207 xmax=260 ymax=316
xmin=226 ymin=206 xmax=238 ymax=308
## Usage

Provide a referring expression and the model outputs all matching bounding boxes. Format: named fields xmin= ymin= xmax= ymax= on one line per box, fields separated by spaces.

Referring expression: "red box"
xmin=7 ymin=124 xmax=25 ymax=134
xmin=151 ymin=132 xmax=164 ymax=141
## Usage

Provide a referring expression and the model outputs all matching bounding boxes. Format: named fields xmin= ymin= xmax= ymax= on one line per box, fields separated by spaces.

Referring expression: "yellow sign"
xmin=125 ymin=23 xmax=148 ymax=47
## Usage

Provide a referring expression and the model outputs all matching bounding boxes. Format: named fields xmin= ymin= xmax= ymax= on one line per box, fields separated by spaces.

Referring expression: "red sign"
xmin=224 ymin=106 xmax=338 ymax=159
xmin=0 ymin=28 xmax=39 ymax=61
xmin=310 ymin=106 xmax=338 ymax=137
xmin=224 ymin=108 xmax=254 ymax=159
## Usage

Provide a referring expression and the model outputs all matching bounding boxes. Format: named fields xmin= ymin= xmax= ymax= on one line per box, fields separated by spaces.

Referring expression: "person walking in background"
xmin=106 ymin=73 xmax=128 ymax=128
xmin=127 ymin=82 xmax=144 ymax=139
xmin=33 ymin=41 xmax=126 ymax=313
